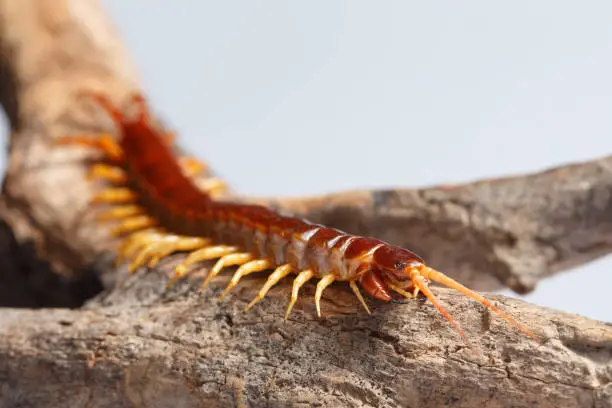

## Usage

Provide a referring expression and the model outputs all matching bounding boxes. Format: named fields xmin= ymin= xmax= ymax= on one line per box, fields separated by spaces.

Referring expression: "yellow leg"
xmin=245 ymin=264 xmax=293 ymax=311
xmin=128 ymin=238 xmax=165 ymax=271
xmin=349 ymin=280 xmax=371 ymax=314
xmin=98 ymin=205 xmax=143 ymax=222
xmin=163 ymin=131 xmax=176 ymax=145
xmin=284 ymin=269 xmax=314 ymax=321
xmin=54 ymin=134 xmax=123 ymax=161
xmin=196 ymin=178 xmax=228 ymax=198
xmin=110 ymin=215 xmax=156 ymax=237
xmin=200 ymin=253 xmax=253 ymax=293
xmin=97 ymin=135 xmax=123 ymax=161
xmin=385 ymin=281 xmax=415 ymax=300
xmin=128 ymin=235 xmax=210 ymax=273
xmin=91 ymin=188 xmax=136 ymax=204
xmin=169 ymin=245 xmax=238 ymax=286
xmin=315 ymin=274 xmax=336 ymax=318
xmin=218 ymin=259 xmax=272 ymax=302
xmin=178 ymin=156 xmax=207 ymax=177
xmin=87 ymin=164 xmax=127 ymax=183
xmin=147 ymin=236 xmax=210 ymax=267
xmin=117 ymin=230 xmax=164 ymax=268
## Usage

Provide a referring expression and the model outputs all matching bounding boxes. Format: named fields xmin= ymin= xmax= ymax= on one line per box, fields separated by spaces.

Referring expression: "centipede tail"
xmin=56 ymin=91 xmax=537 ymax=345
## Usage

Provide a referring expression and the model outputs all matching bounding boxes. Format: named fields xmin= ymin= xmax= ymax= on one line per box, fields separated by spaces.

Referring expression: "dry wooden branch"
xmin=0 ymin=1 xmax=611 ymax=407
xmin=2 ymin=270 xmax=612 ymax=408
xmin=255 ymin=158 xmax=612 ymax=293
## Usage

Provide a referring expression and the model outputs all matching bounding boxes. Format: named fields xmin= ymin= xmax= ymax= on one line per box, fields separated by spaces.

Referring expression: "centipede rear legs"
xmin=56 ymin=134 xmax=228 ymax=268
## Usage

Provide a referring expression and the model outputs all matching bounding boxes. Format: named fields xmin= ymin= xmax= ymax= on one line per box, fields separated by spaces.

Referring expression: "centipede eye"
xmin=373 ymin=245 xmax=424 ymax=280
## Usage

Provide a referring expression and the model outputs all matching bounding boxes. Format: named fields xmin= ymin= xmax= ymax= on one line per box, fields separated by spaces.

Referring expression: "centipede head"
xmin=367 ymin=244 xmax=536 ymax=344
xmin=372 ymin=245 xmax=424 ymax=282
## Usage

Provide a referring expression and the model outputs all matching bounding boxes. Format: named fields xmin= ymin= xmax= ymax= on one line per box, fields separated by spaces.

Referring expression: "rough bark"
xmin=0 ymin=1 xmax=611 ymax=407
xmin=2 ymin=270 xmax=612 ymax=408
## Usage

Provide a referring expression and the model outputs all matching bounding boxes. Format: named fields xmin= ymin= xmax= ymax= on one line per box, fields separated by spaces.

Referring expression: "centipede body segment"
xmin=56 ymin=91 xmax=536 ymax=345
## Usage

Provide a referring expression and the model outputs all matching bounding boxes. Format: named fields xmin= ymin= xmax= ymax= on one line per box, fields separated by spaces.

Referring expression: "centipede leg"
xmin=245 ymin=264 xmax=293 ymax=311
xmin=128 ymin=235 xmax=209 ymax=272
xmin=110 ymin=215 xmax=156 ymax=237
xmin=117 ymin=230 xmax=165 ymax=269
xmin=349 ymin=280 xmax=371 ymax=314
xmin=218 ymin=259 xmax=272 ymax=302
xmin=147 ymin=237 xmax=210 ymax=267
xmin=385 ymin=280 xmax=415 ymax=300
xmin=284 ymin=269 xmax=314 ymax=320
xmin=54 ymin=134 xmax=123 ymax=161
xmin=170 ymin=245 xmax=239 ymax=286
xmin=200 ymin=253 xmax=253 ymax=293
xmin=196 ymin=178 xmax=228 ymax=198
xmin=163 ymin=131 xmax=177 ymax=145
xmin=128 ymin=236 xmax=176 ymax=271
xmin=88 ymin=164 xmax=127 ymax=183
xmin=91 ymin=188 xmax=137 ymax=204
xmin=178 ymin=157 xmax=229 ymax=197
xmin=98 ymin=205 xmax=144 ymax=222
xmin=178 ymin=156 xmax=207 ymax=177
xmin=314 ymin=274 xmax=336 ymax=318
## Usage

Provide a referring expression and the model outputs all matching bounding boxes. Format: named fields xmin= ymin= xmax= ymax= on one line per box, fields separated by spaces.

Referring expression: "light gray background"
xmin=13 ymin=2 xmax=612 ymax=320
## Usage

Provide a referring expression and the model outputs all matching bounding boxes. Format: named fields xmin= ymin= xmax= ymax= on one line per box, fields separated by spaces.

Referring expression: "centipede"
xmin=56 ymin=91 xmax=535 ymax=345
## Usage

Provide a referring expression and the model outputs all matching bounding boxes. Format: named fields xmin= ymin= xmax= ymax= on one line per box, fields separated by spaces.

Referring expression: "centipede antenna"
xmin=418 ymin=266 xmax=537 ymax=341
xmin=409 ymin=269 xmax=471 ymax=346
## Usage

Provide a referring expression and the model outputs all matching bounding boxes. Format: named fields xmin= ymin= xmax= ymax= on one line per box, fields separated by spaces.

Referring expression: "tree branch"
xmin=254 ymin=158 xmax=612 ymax=293
xmin=0 ymin=0 xmax=140 ymax=275
xmin=0 ymin=1 xmax=610 ymax=407
xmin=3 ymin=270 xmax=612 ymax=408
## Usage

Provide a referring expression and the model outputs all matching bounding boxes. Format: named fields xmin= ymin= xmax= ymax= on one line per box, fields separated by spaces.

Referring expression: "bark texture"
xmin=2 ymin=271 xmax=612 ymax=408
xmin=0 ymin=1 xmax=611 ymax=407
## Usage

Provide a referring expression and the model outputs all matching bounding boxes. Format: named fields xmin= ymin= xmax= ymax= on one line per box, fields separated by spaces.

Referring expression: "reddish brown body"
xmin=114 ymin=94 xmax=424 ymax=301
xmin=57 ymin=92 xmax=535 ymax=344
